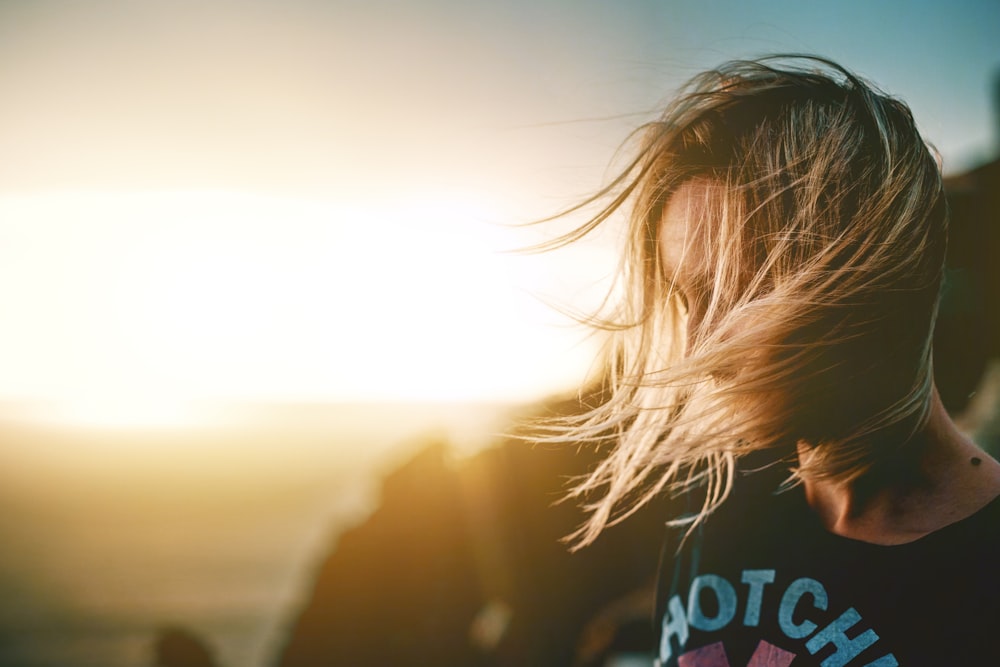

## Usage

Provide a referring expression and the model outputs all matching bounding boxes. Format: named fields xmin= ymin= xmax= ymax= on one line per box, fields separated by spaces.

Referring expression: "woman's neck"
xmin=799 ymin=389 xmax=1000 ymax=545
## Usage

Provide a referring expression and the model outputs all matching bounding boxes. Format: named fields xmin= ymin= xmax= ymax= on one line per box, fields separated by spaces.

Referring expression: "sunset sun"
xmin=0 ymin=190 xmax=600 ymax=427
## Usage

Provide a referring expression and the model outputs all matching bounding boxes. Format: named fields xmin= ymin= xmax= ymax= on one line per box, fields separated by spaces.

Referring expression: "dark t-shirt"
xmin=655 ymin=469 xmax=1000 ymax=667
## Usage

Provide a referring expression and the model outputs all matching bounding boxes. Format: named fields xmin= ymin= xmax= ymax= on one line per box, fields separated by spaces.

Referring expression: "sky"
xmin=0 ymin=0 xmax=997 ymax=424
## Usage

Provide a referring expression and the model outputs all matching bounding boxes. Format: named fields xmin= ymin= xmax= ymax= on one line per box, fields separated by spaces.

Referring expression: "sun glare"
xmin=40 ymin=397 xmax=206 ymax=430
xmin=0 ymin=189 xmax=604 ymax=426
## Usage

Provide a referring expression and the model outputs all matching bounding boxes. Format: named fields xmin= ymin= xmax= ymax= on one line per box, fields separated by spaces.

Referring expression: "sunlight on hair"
xmin=542 ymin=56 xmax=950 ymax=547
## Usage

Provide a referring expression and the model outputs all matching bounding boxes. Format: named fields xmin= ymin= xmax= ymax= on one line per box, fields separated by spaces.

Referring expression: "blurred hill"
xmin=0 ymin=401 xmax=510 ymax=667
xmin=939 ymin=152 xmax=1000 ymax=452
xmin=274 ymin=395 xmax=673 ymax=667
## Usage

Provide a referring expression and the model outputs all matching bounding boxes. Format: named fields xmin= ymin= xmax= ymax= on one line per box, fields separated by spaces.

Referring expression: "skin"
xmin=659 ymin=180 xmax=712 ymax=342
xmin=800 ymin=389 xmax=1000 ymax=545
xmin=661 ymin=182 xmax=1000 ymax=546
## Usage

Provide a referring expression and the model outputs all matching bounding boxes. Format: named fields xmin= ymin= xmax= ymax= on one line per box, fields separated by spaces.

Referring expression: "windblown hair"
xmin=544 ymin=56 xmax=948 ymax=548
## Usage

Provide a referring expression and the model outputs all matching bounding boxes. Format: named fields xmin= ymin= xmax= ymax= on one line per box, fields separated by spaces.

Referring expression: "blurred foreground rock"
xmin=274 ymin=396 xmax=671 ymax=667
xmin=153 ymin=627 xmax=218 ymax=667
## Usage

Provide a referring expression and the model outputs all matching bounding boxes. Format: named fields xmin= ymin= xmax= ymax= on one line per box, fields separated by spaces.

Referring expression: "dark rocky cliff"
xmin=274 ymin=399 xmax=673 ymax=667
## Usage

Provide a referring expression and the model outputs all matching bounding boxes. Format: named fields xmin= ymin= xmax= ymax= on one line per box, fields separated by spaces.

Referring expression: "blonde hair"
xmin=543 ymin=56 xmax=948 ymax=547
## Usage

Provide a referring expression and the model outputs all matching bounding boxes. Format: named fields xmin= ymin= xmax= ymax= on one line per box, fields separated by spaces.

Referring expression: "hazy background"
xmin=0 ymin=1 xmax=997 ymax=665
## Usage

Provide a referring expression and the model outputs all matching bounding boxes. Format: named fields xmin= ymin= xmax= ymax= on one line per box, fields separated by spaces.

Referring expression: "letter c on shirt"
xmin=778 ymin=577 xmax=829 ymax=639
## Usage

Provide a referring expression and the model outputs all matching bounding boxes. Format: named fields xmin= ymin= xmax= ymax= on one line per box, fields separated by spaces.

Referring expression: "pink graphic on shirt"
xmin=746 ymin=640 xmax=796 ymax=667
xmin=677 ymin=640 xmax=797 ymax=667
xmin=678 ymin=642 xmax=730 ymax=667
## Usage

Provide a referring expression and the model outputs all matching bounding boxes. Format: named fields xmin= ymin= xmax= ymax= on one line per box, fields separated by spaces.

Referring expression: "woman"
xmin=547 ymin=56 xmax=1000 ymax=666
